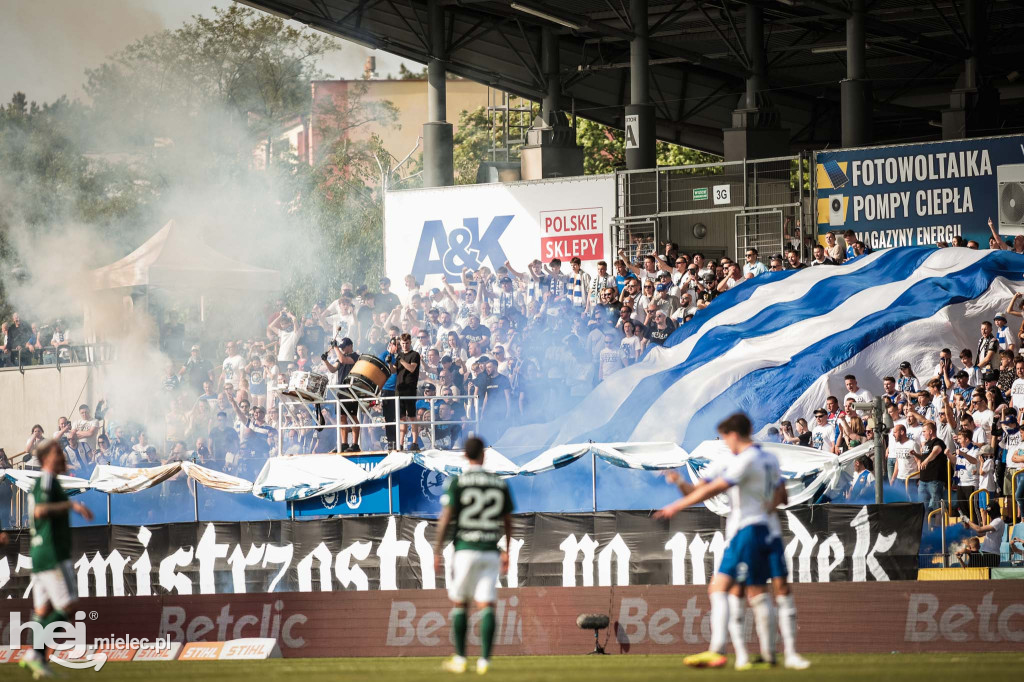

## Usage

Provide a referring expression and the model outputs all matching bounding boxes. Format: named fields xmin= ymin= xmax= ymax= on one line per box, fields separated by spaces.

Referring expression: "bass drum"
xmin=347 ymin=354 xmax=392 ymax=395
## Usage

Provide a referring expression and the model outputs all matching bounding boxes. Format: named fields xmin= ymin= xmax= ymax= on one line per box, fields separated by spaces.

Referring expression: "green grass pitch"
xmin=29 ymin=653 xmax=1021 ymax=681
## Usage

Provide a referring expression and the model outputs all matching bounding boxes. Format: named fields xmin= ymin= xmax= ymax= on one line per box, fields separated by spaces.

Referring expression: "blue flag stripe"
xmin=573 ymin=247 xmax=937 ymax=445
xmin=682 ymin=249 xmax=1024 ymax=447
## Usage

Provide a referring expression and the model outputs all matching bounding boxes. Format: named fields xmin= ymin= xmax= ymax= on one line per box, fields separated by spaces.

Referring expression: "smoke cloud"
xmin=0 ymin=4 xmax=401 ymax=498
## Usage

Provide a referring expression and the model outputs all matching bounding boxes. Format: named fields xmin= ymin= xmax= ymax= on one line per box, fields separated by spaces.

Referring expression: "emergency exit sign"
xmin=693 ymin=187 xmax=708 ymax=201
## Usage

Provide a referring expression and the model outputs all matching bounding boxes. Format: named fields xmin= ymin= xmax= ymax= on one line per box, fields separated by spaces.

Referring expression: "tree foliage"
xmin=452 ymin=107 xmax=495 ymax=185
xmin=0 ymin=5 xmax=398 ymax=319
xmin=452 ymin=106 xmax=721 ymax=180
xmin=396 ymin=64 xmax=428 ymax=80
xmin=575 ymin=116 xmax=721 ymax=174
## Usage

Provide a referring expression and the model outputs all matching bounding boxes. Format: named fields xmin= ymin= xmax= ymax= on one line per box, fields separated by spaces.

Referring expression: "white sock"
xmin=709 ymin=591 xmax=729 ymax=654
xmin=727 ymin=594 xmax=748 ymax=665
xmin=749 ymin=592 xmax=776 ymax=662
xmin=776 ymin=594 xmax=798 ymax=658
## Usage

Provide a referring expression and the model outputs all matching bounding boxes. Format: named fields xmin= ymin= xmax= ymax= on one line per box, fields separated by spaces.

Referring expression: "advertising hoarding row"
xmin=384 ymin=175 xmax=615 ymax=290
xmin=816 ymin=134 xmax=1024 ymax=248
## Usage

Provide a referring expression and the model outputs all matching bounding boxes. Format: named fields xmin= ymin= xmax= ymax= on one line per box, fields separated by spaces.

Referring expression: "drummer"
xmin=394 ymin=333 xmax=422 ymax=450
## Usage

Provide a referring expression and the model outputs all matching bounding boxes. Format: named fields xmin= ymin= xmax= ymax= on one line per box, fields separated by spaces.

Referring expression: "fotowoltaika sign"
xmin=815 ymin=134 xmax=1024 ymax=248
xmin=384 ymin=175 xmax=615 ymax=290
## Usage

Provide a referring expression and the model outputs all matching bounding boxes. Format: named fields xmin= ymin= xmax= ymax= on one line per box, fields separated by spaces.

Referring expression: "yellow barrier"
xmin=969 ymin=489 xmax=983 ymax=524
xmin=918 ymin=567 xmax=990 ymax=581
xmin=1013 ymin=469 xmax=1024 ymax=538
xmin=905 ymin=470 xmax=920 ymax=498
xmin=926 ymin=507 xmax=946 ymax=530
xmin=1013 ymin=470 xmax=1024 ymax=522
xmin=947 ymin=461 xmax=953 ymax=512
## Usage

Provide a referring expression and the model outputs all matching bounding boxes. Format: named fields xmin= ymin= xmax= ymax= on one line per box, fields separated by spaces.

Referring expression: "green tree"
xmin=83 ymin=5 xmax=341 ymax=185
xmin=452 ymin=105 xmax=722 ymax=181
xmin=396 ymin=64 xmax=427 ymax=80
xmin=575 ymin=116 xmax=721 ymax=174
xmin=0 ymin=5 xmax=400 ymax=319
xmin=452 ymin=107 xmax=495 ymax=185
xmin=0 ymin=92 xmax=156 ymax=316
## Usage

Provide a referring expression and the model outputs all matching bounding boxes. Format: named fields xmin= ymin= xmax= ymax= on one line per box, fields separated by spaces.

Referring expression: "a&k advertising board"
xmin=384 ymin=175 xmax=615 ymax=290
xmin=815 ymin=134 xmax=1024 ymax=248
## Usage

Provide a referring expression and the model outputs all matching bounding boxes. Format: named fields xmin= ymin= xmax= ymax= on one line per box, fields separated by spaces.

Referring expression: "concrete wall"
xmin=0 ymin=364 xmax=103 ymax=458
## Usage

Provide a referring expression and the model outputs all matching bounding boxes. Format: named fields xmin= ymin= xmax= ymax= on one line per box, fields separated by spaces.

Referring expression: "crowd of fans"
xmin=774 ymin=310 xmax=1024 ymax=537
xmin=0 ymin=314 xmax=75 ymax=367
xmin=7 ymin=227 xmax=1024 ymax=505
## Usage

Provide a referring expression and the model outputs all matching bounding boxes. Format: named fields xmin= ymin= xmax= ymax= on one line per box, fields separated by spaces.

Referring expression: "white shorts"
xmin=447 ymin=550 xmax=500 ymax=604
xmin=33 ymin=560 xmax=77 ymax=612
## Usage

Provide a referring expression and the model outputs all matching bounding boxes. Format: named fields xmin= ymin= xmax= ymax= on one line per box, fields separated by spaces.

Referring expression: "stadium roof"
xmin=240 ymin=0 xmax=1024 ymax=154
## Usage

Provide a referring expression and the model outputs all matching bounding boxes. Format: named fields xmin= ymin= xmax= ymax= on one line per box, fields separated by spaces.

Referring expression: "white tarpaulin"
xmin=2 ymin=470 xmax=91 ymax=495
xmin=514 ymin=442 xmax=692 ymax=476
xmin=685 ymin=441 xmax=871 ymax=515
xmin=2 ymin=462 xmax=253 ymax=496
xmin=4 ymin=440 xmax=864 ymax=516
xmin=252 ymin=448 xmax=519 ymax=502
xmin=180 ymin=462 xmax=253 ymax=494
xmin=87 ymin=463 xmax=182 ymax=493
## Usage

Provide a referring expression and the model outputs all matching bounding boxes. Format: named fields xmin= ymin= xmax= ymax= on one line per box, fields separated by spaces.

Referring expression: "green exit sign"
xmin=693 ymin=187 xmax=708 ymax=200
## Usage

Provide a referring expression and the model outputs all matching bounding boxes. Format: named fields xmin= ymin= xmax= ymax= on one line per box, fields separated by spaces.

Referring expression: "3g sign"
xmin=713 ymin=184 xmax=731 ymax=205
xmin=410 ymin=216 xmax=513 ymax=282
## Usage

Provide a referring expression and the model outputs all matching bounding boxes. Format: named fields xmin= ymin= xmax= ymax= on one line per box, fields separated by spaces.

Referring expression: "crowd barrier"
xmin=1 ymin=440 xmax=866 ymax=528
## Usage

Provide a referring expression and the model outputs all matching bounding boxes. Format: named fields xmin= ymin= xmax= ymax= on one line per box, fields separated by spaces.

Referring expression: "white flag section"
xmin=1 ymin=462 xmax=253 ymax=495
xmin=687 ymin=441 xmax=872 ymax=515
xmin=4 ymin=440 xmax=868 ymax=516
xmin=496 ymin=247 xmax=1024 ymax=451
xmin=87 ymin=463 xmax=182 ymax=493
xmin=2 ymin=469 xmax=91 ymax=495
xmin=251 ymin=444 xmax=670 ymax=501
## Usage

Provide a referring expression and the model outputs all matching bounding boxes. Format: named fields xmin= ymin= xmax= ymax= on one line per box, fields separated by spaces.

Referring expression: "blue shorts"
xmin=767 ymin=535 xmax=787 ymax=580
xmin=718 ymin=524 xmax=773 ymax=586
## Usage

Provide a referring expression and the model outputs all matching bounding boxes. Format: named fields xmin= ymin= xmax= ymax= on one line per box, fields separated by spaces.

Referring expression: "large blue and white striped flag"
xmin=498 ymin=246 xmax=1024 ymax=452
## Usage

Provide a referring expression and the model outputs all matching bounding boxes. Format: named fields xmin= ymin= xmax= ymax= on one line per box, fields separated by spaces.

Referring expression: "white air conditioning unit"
xmin=998 ymin=163 xmax=1024 ymax=237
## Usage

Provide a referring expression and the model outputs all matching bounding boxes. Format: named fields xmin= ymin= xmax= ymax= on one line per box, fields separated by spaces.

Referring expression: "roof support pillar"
xmin=841 ymin=0 xmax=871 ymax=147
xmin=424 ymin=0 xmax=454 ymax=186
xmin=625 ymin=0 xmax=656 ymax=170
xmin=942 ymin=0 xmax=999 ymax=140
xmin=723 ymin=2 xmax=788 ymax=161
xmin=541 ymin=27 xmax=560 ymax=124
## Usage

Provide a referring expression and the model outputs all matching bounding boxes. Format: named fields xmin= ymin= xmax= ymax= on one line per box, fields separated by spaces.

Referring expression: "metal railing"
xmin=613 ymin=154 xmax=811 ymax=264
xmin=275 ymin=383 xmax=480 ymax=455
xmin=927 ymin=507 xmax=944 ymax=530
xmin=0 ymin=342 xmax=116 ymax=372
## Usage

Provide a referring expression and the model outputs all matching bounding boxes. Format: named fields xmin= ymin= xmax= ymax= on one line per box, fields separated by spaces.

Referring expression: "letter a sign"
xmin=624 ymin=115 xmax=639 ymax=150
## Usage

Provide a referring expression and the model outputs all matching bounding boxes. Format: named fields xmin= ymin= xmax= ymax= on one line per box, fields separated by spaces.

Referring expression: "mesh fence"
xmin=614 ymin=155 xmax=812 ymax=263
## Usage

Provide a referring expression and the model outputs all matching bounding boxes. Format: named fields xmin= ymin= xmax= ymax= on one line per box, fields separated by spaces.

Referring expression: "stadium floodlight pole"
xmin=852 ymin=397 xmax=887 ymax=503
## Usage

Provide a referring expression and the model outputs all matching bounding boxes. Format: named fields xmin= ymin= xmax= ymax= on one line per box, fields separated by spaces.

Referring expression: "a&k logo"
xmin=410 ymin=216 xmax=513 ymax=282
